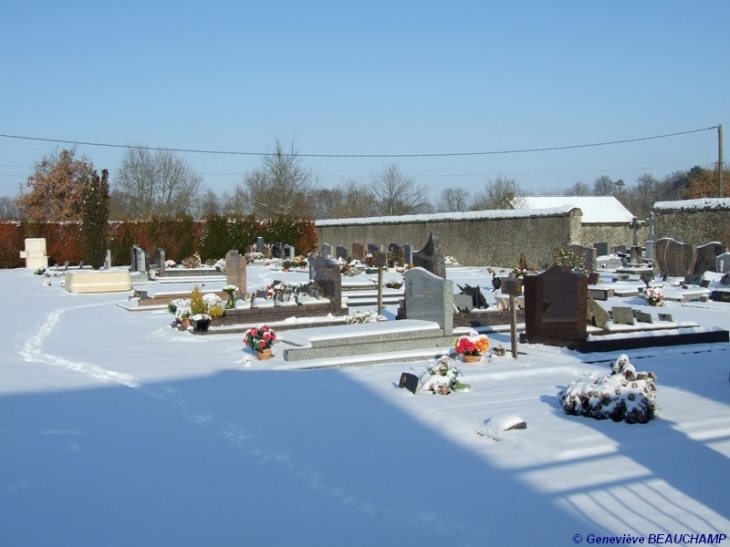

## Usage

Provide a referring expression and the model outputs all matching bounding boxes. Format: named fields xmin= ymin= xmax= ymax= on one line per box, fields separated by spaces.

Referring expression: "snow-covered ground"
xmin=1 ymin=265 xmax=729 ymax=546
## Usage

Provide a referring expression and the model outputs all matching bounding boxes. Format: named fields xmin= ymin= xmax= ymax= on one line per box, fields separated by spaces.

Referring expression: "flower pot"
xmin=462 ymin=354 xmax=482 ymax=363
xmin=193 ymin=318 xmax=210 ymax=332
xmin=257 ymin=348 xmax=272 ymax=360
xmin=179 ymin=318 xmax=192 ymax=330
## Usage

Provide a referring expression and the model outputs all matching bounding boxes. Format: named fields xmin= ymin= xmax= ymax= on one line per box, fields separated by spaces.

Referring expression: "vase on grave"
xmin=257 ymin=348 xmax=272 ymax=360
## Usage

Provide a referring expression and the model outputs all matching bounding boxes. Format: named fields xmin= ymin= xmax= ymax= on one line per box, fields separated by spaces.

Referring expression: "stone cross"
xmin=630 ymin=217 xmax=640 ymax=247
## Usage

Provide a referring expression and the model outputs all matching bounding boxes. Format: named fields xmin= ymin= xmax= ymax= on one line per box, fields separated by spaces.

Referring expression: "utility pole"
xmin=719 ymin=124 xmax=724 ymax=198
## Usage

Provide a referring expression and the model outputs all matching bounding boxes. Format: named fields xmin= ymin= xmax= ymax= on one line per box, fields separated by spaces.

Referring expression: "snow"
xmin=654 ymin=198 xmax=730 ymax=211
xmin=2 ymin=265 xmax=730 ymax=546
xmin=514 ymin=196 xmax=637 ymax=224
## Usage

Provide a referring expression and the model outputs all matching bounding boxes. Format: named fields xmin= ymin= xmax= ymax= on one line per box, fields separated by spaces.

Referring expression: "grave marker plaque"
xmin=398 ymin=372 xmax=419 ymax=394
xmin=636 ymin=310 xmax=653 ymax=324
xmin=658 ymin=313 xmax=674 ymax=322
xmin=587 ymin=299 xmax=610 ymax=329
xmin=611 ymin=306 xmax=635 ymax=325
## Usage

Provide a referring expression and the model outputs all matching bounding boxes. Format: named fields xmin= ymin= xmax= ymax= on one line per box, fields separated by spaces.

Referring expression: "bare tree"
xmin=437 ymin=187 xmax=471 ymax=212
xmin=0 ymin=196 xmax=20 ymax=219
xmin=193 ymin=188 xmax=222 ymax=218
xmin=564 ymin=181 xmax=591 ymax=196
xmin=592 ymin=175 xmax=615 ymax=196
xmin=370 ymin=164 xmax=432 ymax=216
xmin=472 ymin=176 xmax=524 ymax=210
xmin=16 ymin=148 xmax=96 ymax=221
xmin=114 ymin=146 xmax=202 ymax=219
xmin=234 ymin=140 xmax=318 ymax=218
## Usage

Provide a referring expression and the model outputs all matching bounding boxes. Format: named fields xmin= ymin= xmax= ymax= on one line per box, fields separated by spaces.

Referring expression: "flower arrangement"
xmin=454 ymin=333 xmax=490 ymax=356
xmin=492 ymin=344 xmax=507 ymax=357
xmin=345 ymin=310 xmax=388 ymax=324
xmin=243 ymin=324 xmax=277 ymax=352
xmin=421 ymin=355 xmax=470 ymax=395
xmin=644 ymin=287 xmax=665 ymax=306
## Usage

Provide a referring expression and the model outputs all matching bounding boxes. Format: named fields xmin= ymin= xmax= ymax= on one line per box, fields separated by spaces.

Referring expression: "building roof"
xmin=512 ymin=196 xmax=636 ymax=224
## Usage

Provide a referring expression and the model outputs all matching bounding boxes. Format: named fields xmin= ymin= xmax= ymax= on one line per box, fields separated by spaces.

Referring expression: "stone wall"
xmin=581 ymin=224 xmax=648 ymax=252
xmin=653 ymin=198 xmax=730 ymax=247
xmin=316 ymin=207 xmax=583 ymax=268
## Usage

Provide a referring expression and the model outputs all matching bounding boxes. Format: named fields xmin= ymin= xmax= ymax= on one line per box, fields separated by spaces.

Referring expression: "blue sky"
xmin=1 ymin=1 xmax=727 ymax=202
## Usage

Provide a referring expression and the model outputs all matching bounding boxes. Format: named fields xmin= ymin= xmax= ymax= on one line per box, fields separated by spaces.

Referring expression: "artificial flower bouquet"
xmin=454 ymin=333 xmax=490 ymax=356
xmin=644 ymin=287 xmax=665 ymax=306
xmin=243 ymin=324 xmax=277 ymax=352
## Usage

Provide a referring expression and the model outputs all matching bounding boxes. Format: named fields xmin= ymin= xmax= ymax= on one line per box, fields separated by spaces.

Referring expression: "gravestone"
xmin=336 ymin=245 xmax=348 ymax=261
xmin=716 ymin=252 xmax=730 ymax=274
xmin=104 ymin=249 xmax=112 ymax=270
xmin=285 ymin=245 xmax=296 ymax=261
xmin=628 ymin=246 xmax=642 ymax=267
xmin=593 ymin=242 xmax=609 ymax=257
xmin=404 ymin=244 xmax=413 ymax=266
xmin=310 ymin=256 xmax=342 ymax=311
xmin=611 ymin=306 xmax=635 ymax=326
xmin=412 ymin=232 xmax=446 ymax=279
xmin=453 ymin=294 xmax=473 ymax=312
xmin=153 ymin=248 xmax=166 ymax=274
xmin=320 ymin=242 xmax=332 ymax=258
xmin=614 ymin=245 xmax=627 ymax=255
xmin=587 ymin=299 xmax=610 ymax=329
xmin=225 ymin=250 xmax=247 ymax=290
xmin=655 ymin=238 xmax=696 ymax=279
xmin=131 ymin=245 xmax=147 ymax=273
xmin=256 ymin=237 xmax=265 ymax=253
xmin=523 ymin=266 xmax=587 ymax=342
xmin=458 ymin=284 xmax=488 ymax=309
xmin=367 ymin=243 xmax=380 ymax=255
xmin=19 ymin=238 xmax=49 ymax=270
xmin=694 ymin=242 xmax=725 ymax=275
xmin=352 ymin=243 xmax=365 ymax=261
xmin=658 ymin=313 xmax=674 ymax=322
xmin=402 ymin=267 xmax=454 ymax=335
xmin=636 ymin=310 xmax=653 ymax=324
xmin=569 ymin=244 xmax=596 ymax=273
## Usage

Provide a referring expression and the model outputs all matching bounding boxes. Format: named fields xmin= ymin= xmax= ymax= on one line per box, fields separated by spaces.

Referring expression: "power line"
xmin=0 ymin=126 xmax=718 ymax=159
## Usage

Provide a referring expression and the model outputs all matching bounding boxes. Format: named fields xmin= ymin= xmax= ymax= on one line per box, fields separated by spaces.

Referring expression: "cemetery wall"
xmin=316 ymin=208 xmax=582 ymax=268
xmin=653 ymin=199 xmax=730 ymax=247
xmin=581 ymin=224 xmax=647 ymax=252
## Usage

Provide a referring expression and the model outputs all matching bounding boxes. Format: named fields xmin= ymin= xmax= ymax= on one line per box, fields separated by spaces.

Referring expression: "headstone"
xmin=320 ymin=242 xmax=332 ymax=258
xmin=104 ymin=249 xmax=112 ymax=270
xmin=131 ymin=246 xmax=147 ymax=273
xmin=402 ymin=267 xmax=454 ymax=335
xmin=569 ymin=244 xmax=596 ymax=273
xmin=310 ymin=256 xmax=342 ymax=311
xmin=458 ymin=284 xmax=488 ymax=309
xmin=336 ymin=245 xmax=348 ymax=261
xmin=611 ymin=306 xmax=635 ymax=326
xmin=635 ymin=310 xmax=653 ymax=324
xmin=586 ymin=299 xmax=610 ymax=329
xmin=694 ymin=242 xmax=725 ymax=274
xmin=225 ymin=250 xmax=247 ymax=290
xmin=19 ymin=238 xmax=49 ymax=270
xmin=709 ymin=290 xmax=730 ymax=303
xmin=367 ymin=243 xmax=380 ymax=255
xmin=256 ymin=237 xmax=265 ymax=253
xmin=655 ymin=238 xmax=696 ymax=279
xmin=644 ymin=240 xmax=655 ymax=263
xmin=398 ymin=372 xmax=419 ymax=394
xmin=628 ymin=246 xmax=642 ymax=267
xmin=352 ymin=243 xmax=365 ymax=261
xmin=285 ymin=245 xmax=295 ymax=261
xmin=614 ymin=245 xmax=627 ymax=255
xmin=412 ymin=232 xmax=446 ymax=279
xmin=716 ymin=252 xmax=730 ymax=274
xmin=658 ymin=313 xmax=674 ymax=322
xmin=523 ymin=266 xmax=587 ymax=342
xmin=593 ymin=242 xmax=609 ymax=257
xmin=404 ymin=244 xmax=413 ymax=266
xmin=153 ymin=248 xmax=166 ymax=274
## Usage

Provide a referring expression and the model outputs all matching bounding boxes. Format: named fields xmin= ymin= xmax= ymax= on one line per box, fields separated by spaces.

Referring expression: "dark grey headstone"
xmin=412 ymin=232 xmax=446 ymax=279
xmin=404 ymin=244 xmax=413 ymax=266
xmin=398 ymin=372 xmax=419 ymax=394
xmin=709 ymin=290 xmax=730 ymax=303
xmin=336 ymin=245 xmax=348 ymax=261
xmin=310 ymin=256 xmax=342 ymax=310
xmin=153 ymin=248 xmax=166 ymax=273
xmin=658 ymin=313 xmax=674 ymax=322
xmin=458 ymin=284 xmax=488 ymax=309
xmin=256 ymin=236 xmax=265 ymax=253
xmin=611 ymin=306 xmax=635 ymax=325
xmin=523 ymin=266 xmax=587 ymax=342
xmin=593 ymin=242 xmax=609 ymax=257
xmin=614 ymin=245 xmax=627 ymax=254
xmin=367 ymin=243 xmax=380 ymax=255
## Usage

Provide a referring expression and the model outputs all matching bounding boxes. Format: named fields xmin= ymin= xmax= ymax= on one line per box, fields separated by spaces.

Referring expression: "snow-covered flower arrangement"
xmin=243 ymin=324 xmax=277 ymax=352
xmin=454 ymin=332 xmax=490 ymax=356
xmin=421 ymin=355 xmax=470 ymax=395
xmin=267 ymin=281 xmax=290 ymax=299
xmin=558 ymin=354 xmax=658 ymax=424
xmin=168 ymin=298 xmax=191 ymax=321
xmin=644 ymin=286 xmax=665 ymax=306
xmin=345 ymin=310 xmax=388 ymax=324
xmin=492 ymin=343 xmax=507 ymax=357
xmin=165 ymin=259 xmax=177 ymax=268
